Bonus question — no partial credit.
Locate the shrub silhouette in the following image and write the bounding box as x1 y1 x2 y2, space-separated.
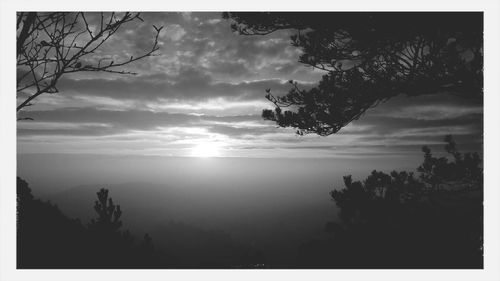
17 177 90 268
297 135 482 268
17 179 260 268
17 179 163 268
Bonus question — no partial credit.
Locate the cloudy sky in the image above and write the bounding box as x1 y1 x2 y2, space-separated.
17 12 483 160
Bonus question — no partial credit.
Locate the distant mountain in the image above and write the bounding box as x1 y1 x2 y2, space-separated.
48 182 185 230
46 181 337 266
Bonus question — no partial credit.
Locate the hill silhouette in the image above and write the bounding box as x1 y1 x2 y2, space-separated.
296 135 483 268
17 177 169 268
17 136 482 268
17 178 267 268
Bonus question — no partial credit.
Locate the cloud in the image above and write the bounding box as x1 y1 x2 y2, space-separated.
57 69 295 102
205 124 278 137
161 24 187 41
380 105 483 121
17 13 483 158
206 18 222 25
368 93 483 121
17 108 271 137
18 89 484 155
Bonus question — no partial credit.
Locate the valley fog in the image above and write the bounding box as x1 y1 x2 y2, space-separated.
18 153 419 265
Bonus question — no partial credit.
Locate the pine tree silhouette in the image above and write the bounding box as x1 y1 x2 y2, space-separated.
89 188 123 233
297 135 483 268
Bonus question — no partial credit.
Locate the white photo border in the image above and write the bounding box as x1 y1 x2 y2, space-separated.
1 1 499 280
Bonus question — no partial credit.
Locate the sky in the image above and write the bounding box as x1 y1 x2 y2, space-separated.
17 12 483 160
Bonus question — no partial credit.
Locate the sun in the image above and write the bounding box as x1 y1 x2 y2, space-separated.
190 142 222 158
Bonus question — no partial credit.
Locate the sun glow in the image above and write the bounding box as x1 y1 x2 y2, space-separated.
190 142 222 158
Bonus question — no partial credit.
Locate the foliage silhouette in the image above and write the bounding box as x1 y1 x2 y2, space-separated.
17 178 268 268
296 135 482 268
16 12 163 116
17 178 165 268
18 177 91 268
224 12 483 135
88 188 123 232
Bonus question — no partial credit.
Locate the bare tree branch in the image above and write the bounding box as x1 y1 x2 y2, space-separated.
16 12 164 115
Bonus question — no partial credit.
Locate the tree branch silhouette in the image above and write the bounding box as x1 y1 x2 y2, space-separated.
224 12 483 135
17 12 163 116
